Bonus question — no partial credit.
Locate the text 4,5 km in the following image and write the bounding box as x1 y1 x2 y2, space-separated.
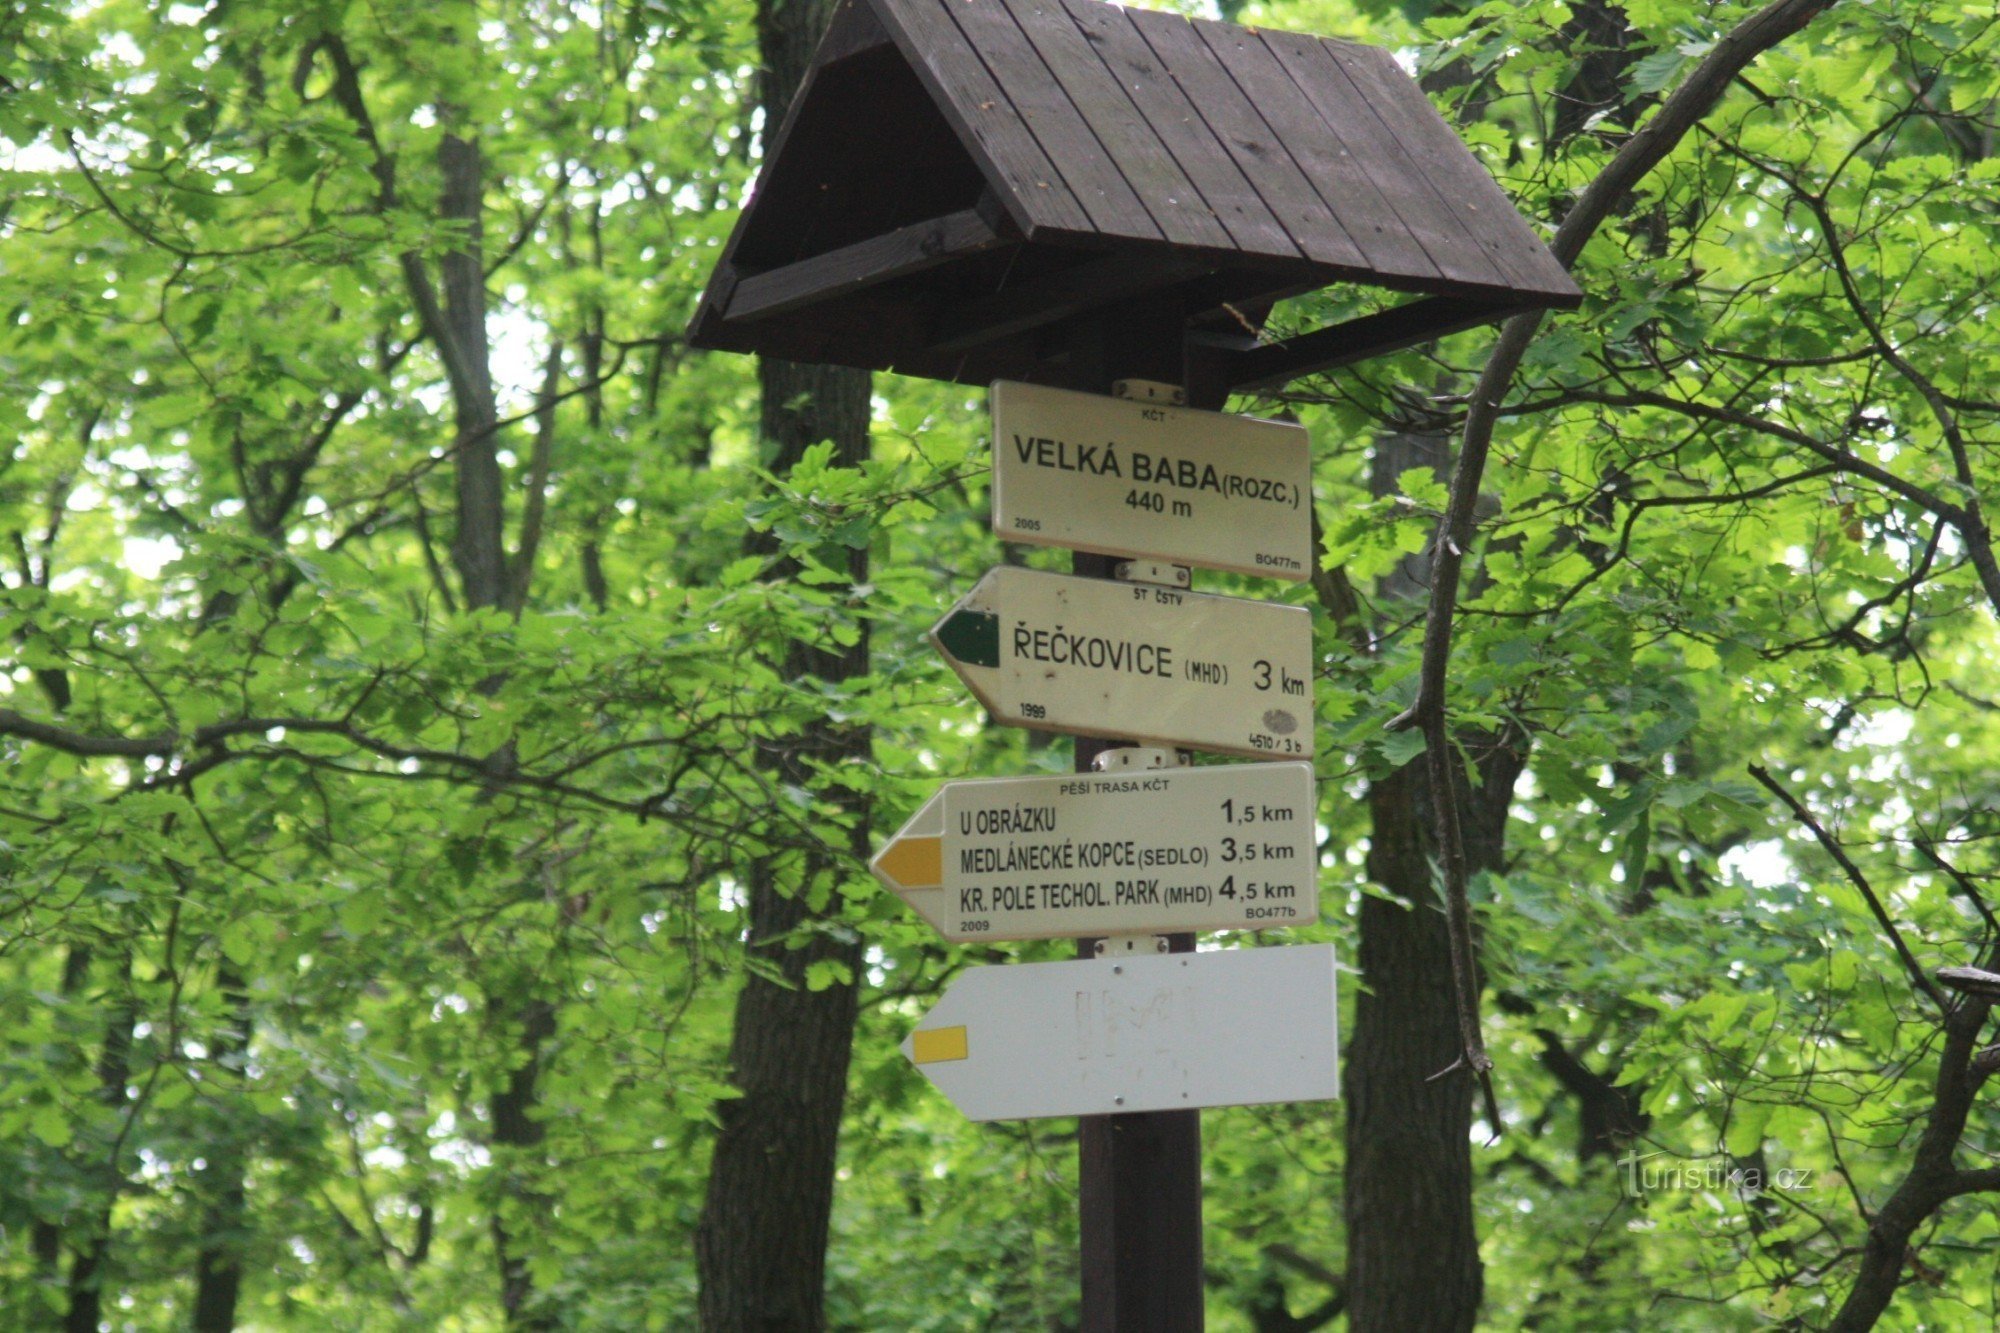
1215 876 1299 901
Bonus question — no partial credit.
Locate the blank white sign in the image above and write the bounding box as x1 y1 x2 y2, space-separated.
904 944 1339 1121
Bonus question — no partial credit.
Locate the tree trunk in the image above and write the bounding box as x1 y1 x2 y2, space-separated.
1342 433 1522 1332
427 56 561 1327
29 946 91 1301
65 955 136 1333
489 997 559 1331
1344 758 1483 1332
190 965 250 1332
1826 1002 1996 1331
695 353 871 1332
438 124 506 612
695 2 870 1323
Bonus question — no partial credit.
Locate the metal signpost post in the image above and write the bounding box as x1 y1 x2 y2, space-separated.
1068 581 1206 1331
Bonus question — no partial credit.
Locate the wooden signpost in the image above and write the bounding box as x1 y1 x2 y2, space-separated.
905 944 1340 1121
990 380 1312 579
930 566 1313 757
871 762 1318 942
688 0 1584 1321
915 403 1326 1330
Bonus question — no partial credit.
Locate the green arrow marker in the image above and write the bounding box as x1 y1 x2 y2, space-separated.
933 608 999 668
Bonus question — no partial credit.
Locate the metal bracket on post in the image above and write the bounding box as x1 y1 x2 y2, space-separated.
1090 745 1192 773
1094 934 1170 958
1112 559 1191 589
1091 746 1185 963
1096 736 1184 956
1111 378 1189 407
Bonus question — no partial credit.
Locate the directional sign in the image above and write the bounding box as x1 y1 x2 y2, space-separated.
904 944 1339 1121
873 763 1317 941
991 381 1312 580
930 566 1313 759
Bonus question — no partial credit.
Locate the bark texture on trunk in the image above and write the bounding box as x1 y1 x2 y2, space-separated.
696 7 870 1324
489 997 559 1331
437 122 506 611
694 817 868 1330
696 356 871 1332
65 956 136 1333
1342 433 1522 1333
1344 761 1483 1333
190 966 250 1333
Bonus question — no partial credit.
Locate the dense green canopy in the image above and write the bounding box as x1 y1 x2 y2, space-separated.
2 0 1997 1327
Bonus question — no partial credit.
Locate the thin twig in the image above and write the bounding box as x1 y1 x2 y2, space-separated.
1748 763 1947 1010
1383 0 1841 1108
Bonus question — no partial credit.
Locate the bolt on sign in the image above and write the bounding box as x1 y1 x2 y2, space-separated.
872 762 1318 942
930 566 1313 759
989 380 1312 580
904 944 1340 1121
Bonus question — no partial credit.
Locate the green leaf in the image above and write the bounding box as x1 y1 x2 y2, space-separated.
719 556 766 587
1628 48 1687 95
1725 1102 1772 1158
804 959 852 992
28 1101 71 1148
1379 728 1427 767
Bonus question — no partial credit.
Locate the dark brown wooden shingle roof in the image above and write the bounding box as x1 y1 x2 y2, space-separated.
689 0 1581 393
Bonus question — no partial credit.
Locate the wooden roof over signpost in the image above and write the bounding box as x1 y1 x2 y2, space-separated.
688 0 1582 396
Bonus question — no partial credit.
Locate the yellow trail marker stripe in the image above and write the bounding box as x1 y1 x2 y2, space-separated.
911 1025 969 1064
875 836 942 891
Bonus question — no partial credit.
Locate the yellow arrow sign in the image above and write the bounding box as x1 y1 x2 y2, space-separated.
873 834 941 891
870 765 1318 943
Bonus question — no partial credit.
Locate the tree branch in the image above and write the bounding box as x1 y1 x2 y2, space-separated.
505 338 562 614
319 34 482 423
1748 762 1947 1010
1827 990 1995 1330
1384 0 1840 1104
1545 389 1969 525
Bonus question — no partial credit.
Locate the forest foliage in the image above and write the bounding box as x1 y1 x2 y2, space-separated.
3 0 1999 1327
